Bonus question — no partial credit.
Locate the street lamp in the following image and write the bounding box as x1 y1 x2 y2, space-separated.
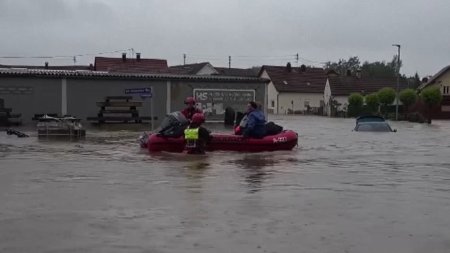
392 44 401 121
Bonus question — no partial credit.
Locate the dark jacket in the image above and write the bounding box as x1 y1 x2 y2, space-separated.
243 109 266 138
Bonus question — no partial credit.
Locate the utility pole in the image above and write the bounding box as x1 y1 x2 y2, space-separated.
183 54 186 65
228 56 231 69
392 44 401 121
296 53 299 66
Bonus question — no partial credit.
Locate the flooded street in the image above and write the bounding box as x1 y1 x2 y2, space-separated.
1 116 450 253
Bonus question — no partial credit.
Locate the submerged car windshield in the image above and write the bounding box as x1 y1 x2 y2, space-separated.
355 122 393 132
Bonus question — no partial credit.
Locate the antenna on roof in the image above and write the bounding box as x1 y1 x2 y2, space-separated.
183 53 186 65
228 56 231 69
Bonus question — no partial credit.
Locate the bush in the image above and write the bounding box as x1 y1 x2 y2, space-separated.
347 93 364 117
420 87 443 106
365 93 379 114
377 87 396 116
399 89 417 112
420 87 443 124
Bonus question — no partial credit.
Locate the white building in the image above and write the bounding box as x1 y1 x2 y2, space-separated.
260 64 328 114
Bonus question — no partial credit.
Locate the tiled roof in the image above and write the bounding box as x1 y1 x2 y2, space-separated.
215 67 260 77
0 64 91 70
262 65 328 93
94 57 169 73
418 65 450 90
0 68 269 83
170 62 260 77
169 62 212 75
328 76 409 96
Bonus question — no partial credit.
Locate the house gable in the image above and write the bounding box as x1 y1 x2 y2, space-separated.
261 65 327 94
196 63 219 75
419 66 450 96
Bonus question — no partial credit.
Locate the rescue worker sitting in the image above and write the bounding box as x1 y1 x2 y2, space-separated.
242 101 266 138
181 97 203 121
184 113 211 154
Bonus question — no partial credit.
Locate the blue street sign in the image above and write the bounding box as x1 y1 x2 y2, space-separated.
125 87 152 97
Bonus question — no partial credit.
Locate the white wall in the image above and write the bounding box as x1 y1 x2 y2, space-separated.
197 64 218 75
262 70 279 113
334 96 348 111
263 69 325 114
278 93 324 114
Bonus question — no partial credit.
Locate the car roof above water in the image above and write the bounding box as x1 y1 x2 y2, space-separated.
356 115 386 123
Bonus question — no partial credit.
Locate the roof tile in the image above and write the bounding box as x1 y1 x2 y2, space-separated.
94 57 169 73
263 65 328 93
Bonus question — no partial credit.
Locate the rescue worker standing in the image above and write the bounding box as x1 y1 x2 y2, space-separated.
181 97 203 121
184 113 211 154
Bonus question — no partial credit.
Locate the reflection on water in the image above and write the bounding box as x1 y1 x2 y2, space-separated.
1 116 450 253
230 154 278 193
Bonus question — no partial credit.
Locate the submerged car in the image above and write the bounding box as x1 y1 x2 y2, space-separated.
354 115 396 132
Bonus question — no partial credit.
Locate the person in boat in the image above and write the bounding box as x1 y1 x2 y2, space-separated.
181 97 203 121
234 113 248 135
184 113 211 154
242 101 267 138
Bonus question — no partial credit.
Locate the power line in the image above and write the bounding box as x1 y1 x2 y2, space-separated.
187 53 297 59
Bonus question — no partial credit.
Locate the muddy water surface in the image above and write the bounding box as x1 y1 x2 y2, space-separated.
1 116 450 253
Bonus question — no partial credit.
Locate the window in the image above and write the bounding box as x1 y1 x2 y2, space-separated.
271 100 275 107
443 86 450 95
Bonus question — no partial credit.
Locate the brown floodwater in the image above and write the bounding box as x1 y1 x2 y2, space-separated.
1 115 450 253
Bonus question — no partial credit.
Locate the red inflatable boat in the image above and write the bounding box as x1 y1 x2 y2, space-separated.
144 130 298 153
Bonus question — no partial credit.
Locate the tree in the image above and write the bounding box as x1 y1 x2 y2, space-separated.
399 89 417 113
326 56 417 86
325 56 361 76
411 72 421 89
365 93 379 114
360 60 397 78
377 87 396 116
347 93 364 117
420 87 443 124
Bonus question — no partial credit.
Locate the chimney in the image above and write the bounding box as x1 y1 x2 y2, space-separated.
136 53 141 62
44 62 49 69
346 69 351 76
122 53 126 62
300 64 306 72
286 62 292 72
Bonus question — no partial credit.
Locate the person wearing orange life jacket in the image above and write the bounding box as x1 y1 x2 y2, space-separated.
181 97 203 121
184 113 211 154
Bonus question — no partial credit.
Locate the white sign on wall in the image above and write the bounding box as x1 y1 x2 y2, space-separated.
193 88 255 121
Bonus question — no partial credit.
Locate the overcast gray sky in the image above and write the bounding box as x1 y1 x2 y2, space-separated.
1 0 449 76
